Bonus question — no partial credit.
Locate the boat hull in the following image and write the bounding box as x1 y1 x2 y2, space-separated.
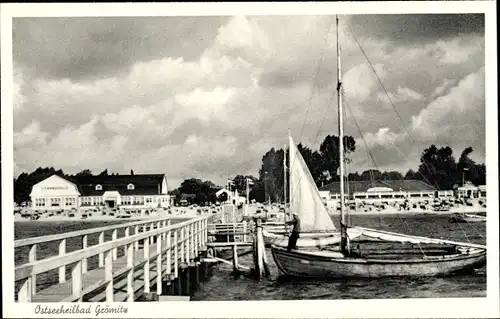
271 246 486 278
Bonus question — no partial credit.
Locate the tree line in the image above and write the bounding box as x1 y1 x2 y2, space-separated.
13 134 486 205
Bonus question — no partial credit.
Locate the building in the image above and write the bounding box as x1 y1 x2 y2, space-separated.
30 174 173 212
215 188 247 206
318 180 447 207
456 182 487 199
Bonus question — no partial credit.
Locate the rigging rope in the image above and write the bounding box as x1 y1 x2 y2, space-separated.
344 20 442 191
298 17 336 144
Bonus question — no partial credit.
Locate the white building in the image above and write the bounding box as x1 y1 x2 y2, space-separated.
30 174 173 212
456 182 487 199
216 188 247 206
318 180 445 207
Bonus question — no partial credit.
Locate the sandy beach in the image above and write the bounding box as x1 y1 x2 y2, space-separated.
14 206 210 223
14 199 486 223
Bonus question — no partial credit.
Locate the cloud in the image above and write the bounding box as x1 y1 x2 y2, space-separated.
411 66 485 142
13 17 229 81
12 15 486 187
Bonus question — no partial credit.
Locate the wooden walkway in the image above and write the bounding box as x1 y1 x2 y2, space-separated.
15 216 209 302
14 204 286 303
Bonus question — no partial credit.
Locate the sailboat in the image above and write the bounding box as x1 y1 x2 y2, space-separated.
270 16 486 278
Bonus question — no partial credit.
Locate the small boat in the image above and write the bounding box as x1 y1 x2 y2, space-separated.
270 16 486 279
450 213 486 223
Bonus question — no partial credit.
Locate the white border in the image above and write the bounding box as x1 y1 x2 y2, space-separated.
1 2 498 318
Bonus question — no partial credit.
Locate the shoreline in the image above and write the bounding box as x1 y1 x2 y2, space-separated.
327 207 486 216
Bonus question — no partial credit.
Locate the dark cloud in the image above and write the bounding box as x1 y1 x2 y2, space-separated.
13 16 228 81
347 14 484 44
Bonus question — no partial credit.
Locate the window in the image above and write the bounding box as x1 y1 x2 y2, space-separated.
81 197 92 206
50 198 61 206
94 197 103 205
127 183 135 190
134 196 144 205
35 198 46 207
122 196 131 205
95 184 102 191
145 197 152 204
65 198 76 206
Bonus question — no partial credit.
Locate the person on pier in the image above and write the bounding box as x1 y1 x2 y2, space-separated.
287 212 301 251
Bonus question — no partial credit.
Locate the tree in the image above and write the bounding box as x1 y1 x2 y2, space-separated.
318 134 356 183
130 169 134 175
76 169 93 176
258 148 284 203
417 145 457 190
98 169 109 176
404 169 419 180
168 189 181 204
457 147 486 186
176 178 218 205
381 171 403 180
13 167 66 204
360 169 382 181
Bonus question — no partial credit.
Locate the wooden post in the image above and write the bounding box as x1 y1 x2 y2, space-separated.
142 224 148 248
112 229 118 260
17 278 31 302
232 244 239 274
187 224 192 262
124 227 130 257
104 249 114 302
162 220 167 241
180 227 186 263
144 235 150 293
253 217 269 279
29 244 37 295
134 225 140 250
82 235 88 274
174 230 179 278
156 233 162 295
190 223 195 259
243 221 247 242
99 232 104 267
126 243 134 302
149 223 154 245
194 221 199 257
204 219 208 246
71 261 83 301
166 227 172 278
59 239 66 283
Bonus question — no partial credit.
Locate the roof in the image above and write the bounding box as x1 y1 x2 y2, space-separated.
319 180 436 193
65 174 165 196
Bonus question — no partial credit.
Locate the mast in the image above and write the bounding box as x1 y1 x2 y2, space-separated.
336 15 348 255
283 143 287 213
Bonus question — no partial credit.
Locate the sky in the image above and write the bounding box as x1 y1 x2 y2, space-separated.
12 14 486 188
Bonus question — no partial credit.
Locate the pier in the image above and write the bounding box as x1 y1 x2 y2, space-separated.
15 204 284 302
15 216 210 302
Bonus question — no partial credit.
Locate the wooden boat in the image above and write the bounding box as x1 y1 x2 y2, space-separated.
270 16 486 278
450 213 486 223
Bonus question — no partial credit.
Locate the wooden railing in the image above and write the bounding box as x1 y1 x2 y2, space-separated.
207 220 289 243
15 215 209 302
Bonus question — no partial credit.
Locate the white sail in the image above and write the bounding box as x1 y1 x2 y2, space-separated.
289 135 336 233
